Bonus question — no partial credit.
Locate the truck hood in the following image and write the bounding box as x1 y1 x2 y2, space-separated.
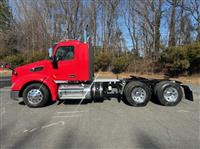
15 60 51 71
11 59 53 84
13 59 52 80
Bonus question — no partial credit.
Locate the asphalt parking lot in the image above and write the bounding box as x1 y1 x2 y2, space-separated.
0 79 199 149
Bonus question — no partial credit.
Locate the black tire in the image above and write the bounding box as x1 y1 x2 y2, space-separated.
154 81 183 106
23 83 50 108
124 81 151 107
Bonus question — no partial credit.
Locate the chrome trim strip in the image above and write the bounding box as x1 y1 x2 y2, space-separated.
94 78 120 82
54 80 69 84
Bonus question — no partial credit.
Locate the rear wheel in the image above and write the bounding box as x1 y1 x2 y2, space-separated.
124 81 151 107
154 81 183 106
23 83 50 108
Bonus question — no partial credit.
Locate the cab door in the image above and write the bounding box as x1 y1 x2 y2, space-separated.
53 46 78 81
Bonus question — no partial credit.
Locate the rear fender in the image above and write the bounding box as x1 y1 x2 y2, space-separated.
181 85 193 101
173 81 193 101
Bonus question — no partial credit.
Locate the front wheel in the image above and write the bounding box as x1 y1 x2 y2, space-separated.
23 83 50 108
124 81 151 107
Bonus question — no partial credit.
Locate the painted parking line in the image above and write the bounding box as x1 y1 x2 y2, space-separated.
23 121 65 133
53 114 82 118
29 128 37 132
23 128 37 133
177 110 190 113
23 129 29 133
41 121 65 129
57 111 85 114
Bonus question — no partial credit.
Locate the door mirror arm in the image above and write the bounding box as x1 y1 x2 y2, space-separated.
52 55 58 69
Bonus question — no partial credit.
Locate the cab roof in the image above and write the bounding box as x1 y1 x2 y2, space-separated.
57 39 86 45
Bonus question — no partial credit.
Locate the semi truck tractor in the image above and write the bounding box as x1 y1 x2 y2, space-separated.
7 39 193 108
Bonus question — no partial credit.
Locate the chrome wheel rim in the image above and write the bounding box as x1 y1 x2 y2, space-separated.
163 87 178 102
27 89 43 105
131 87 146 103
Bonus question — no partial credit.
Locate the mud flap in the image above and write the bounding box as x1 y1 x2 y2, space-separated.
181 85 193 101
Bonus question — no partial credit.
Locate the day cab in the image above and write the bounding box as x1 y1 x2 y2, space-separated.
9 40 193 108
11 40 94 107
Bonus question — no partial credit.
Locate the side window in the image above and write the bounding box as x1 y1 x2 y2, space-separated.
55 46 74 61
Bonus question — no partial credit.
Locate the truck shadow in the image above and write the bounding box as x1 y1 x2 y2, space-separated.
18 100 57 106
60 96 162 106
18 98 108 107
120 96 162 106
61 98 102 105
17 96 162 107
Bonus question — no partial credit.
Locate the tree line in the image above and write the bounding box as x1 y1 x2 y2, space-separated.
0 0 199 75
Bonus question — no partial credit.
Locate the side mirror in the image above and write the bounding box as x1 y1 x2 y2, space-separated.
52 55 58 69
48 47 53 59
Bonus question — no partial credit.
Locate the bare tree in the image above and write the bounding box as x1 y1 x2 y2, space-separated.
59 0 84 39
123 0 139 54
187 0 200 41
152 0 164 59
168 0 179 46
99 0 120 47
88 0 97 46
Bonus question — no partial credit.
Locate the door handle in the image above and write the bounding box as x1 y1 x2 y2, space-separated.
68 74 76 78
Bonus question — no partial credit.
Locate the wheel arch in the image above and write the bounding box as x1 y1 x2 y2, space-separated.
19 81 49 97
18 79 58 101
123 79 154 93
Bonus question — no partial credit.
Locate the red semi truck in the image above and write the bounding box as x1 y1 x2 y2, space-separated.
7 39 193 108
